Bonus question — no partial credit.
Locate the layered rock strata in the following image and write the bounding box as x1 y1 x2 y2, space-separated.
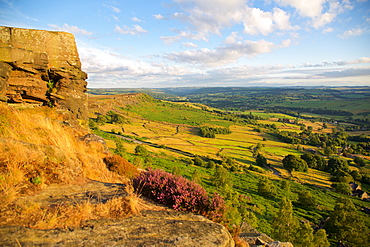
0 26 88 120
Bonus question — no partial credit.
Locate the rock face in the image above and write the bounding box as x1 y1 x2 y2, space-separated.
0 26 88 120
0 210 234 247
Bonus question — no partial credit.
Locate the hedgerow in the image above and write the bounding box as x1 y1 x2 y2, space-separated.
133 168 225 221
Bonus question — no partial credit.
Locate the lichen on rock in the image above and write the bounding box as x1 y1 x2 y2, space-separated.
0 26 88 120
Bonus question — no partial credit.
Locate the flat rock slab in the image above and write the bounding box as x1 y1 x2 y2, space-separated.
0 210 234 247
16 180 127 206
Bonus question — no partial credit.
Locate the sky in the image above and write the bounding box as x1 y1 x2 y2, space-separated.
0 0 369 88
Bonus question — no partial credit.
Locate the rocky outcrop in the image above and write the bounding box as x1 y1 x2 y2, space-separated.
0 26 88 120
0 210 234 247
240 223 293 247
1 180 234 246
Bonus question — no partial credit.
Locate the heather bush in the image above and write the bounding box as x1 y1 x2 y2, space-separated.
103 155 139 179
133 169 225 221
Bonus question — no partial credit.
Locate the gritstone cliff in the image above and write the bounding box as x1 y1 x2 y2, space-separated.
0 26 88 120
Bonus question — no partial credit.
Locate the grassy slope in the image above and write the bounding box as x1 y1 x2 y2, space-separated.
89 93 370 237
0 104 137 229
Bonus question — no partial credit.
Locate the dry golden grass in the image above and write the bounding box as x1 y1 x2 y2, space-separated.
1 186 139 229
0 104 141 229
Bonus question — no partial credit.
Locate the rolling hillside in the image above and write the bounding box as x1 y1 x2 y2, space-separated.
88 92 370 246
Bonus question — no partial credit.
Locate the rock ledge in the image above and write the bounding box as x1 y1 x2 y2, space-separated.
0 210 234 247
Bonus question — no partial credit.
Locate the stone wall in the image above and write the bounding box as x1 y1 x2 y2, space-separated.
0 26 88 120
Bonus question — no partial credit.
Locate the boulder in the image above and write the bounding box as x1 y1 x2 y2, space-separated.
0 26 88 120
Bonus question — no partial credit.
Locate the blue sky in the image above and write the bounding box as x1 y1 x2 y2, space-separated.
1 0 369 88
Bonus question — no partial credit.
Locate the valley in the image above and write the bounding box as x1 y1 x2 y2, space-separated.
88 88 370 246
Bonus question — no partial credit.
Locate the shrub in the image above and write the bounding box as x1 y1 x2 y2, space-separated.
31 176 43 185
103 155 139 179
135 144 148 156
114 138 126 157
258 177 277 198
133 169 225 220
297 190 317 208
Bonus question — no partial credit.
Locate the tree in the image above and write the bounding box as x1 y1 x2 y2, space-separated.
253 143 263 156
114 138 126 157
108 111 127 124
327 157 349 175
192 170 201 183
301 153 317 168
208 160 216 169
271 197 298 242
297 190 316 208
135 144 148 156
350 170 362 181
213 165 232 191
323 146 334 156
281 180 291 194
257 177 276 198
282 154 308 172
294 222 314 247
193 156 205 167
325 197 369 246
256 153 268 167
314 155 327 171
88 118 97 129
96 114 109 124
331 182 351 195
354 156 366 167
301 153 326 170
313 229 330 247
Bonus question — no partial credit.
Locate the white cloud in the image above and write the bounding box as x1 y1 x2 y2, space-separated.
165 39 291 67
317 67 370 78
274 0 324 18
299 57 370 67
242 8 274 35
131 17 143 22
115 25 148 35
182 42 198 48
273 0 350 28
103 4 121 13
48 24 92 35
224 32 241 44
339 28 365 38
242 7 298 35
337 57 370 65
154 14 165 20
169 0 244 39
322 27 333 33
112 15 119 21
78 44 192 87
161 1 297 44
78 43 370 87
161 30 208 45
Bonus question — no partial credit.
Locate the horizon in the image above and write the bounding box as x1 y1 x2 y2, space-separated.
1 0 369 88
87 85 370 89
